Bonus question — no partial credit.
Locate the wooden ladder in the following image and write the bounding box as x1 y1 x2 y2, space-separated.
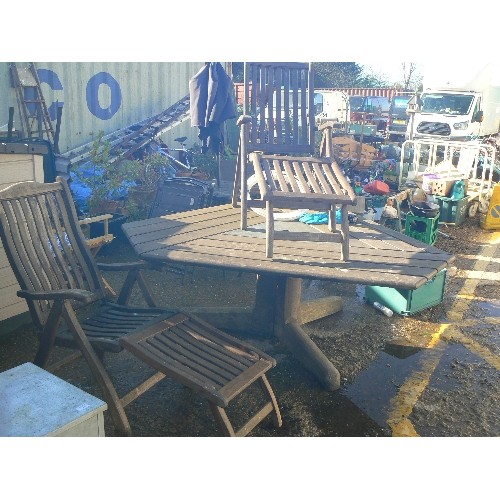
10 62 55 143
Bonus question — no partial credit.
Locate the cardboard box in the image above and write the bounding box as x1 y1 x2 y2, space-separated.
430 178 457 197
430 177 468 197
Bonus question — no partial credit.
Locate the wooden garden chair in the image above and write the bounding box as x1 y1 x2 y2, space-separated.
248 152 356 259
232 62 356 259
232 62 317 212
0 177 282 437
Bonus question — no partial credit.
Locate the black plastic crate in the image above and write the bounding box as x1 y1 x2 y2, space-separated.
149 177 214 217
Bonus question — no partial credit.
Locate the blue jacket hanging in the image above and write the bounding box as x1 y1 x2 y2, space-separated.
189 62 237 153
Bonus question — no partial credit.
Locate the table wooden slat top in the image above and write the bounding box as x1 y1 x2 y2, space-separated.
122 204 455 290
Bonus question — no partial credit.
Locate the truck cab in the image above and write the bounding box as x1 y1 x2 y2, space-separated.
408 90 484 141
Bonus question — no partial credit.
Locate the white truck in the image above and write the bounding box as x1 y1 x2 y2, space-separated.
408 62 500 141
314 90 349 131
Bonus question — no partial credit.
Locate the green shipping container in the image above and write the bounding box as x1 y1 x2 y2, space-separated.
365 269 447 316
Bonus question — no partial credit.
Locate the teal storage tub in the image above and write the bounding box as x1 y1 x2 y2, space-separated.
435 195 469 225
365 269 447 316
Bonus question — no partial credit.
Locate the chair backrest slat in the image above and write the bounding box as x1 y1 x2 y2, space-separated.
243 62 315 155
32 192 80 290
0 178 105 328
20 196 65 292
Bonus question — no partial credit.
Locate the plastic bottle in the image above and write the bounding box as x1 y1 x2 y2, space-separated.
373 301 394 317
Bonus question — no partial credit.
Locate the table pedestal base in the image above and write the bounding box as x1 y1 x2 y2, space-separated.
186 274 342 391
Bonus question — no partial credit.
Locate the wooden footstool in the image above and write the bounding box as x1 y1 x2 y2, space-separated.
119 312 282 436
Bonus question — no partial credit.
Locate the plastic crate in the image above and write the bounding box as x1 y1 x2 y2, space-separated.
435 195 469 225
404 213 439 245
365 269 447 316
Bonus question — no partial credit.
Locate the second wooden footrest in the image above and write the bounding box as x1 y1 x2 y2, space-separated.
119 312 282 436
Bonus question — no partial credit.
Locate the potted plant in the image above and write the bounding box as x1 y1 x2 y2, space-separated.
70 131 136 242
71 131 137 217
121 152 165 221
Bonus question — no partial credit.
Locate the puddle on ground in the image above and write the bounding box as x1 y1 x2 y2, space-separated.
343 342 426 429
343 338 499 435
411 343 500 436
476 300 500 317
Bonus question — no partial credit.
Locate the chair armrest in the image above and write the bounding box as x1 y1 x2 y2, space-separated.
78 214 113 225
317 121 335 131
17 289 96 304
237 115 252 126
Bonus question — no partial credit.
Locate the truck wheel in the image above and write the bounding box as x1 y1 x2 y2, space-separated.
468 201 479 218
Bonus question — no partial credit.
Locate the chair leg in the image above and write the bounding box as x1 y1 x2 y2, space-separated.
258 374 282 429
232 142 241 208
62 304 132 436
340 205 350 261
209 403 236 437
328 203 336 232
34 301 64 368
266 200 274 258
208 375 282 437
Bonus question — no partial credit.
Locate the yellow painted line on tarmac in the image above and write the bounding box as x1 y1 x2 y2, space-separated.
387 230 499 437
460 270 500 281
387 324 450 437
458 254 500 265
441 328 500 371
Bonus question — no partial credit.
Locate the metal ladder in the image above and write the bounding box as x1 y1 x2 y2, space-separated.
9 62 55 142
62 94 191 166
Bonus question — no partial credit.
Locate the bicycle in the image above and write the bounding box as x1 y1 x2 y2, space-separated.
141 136 201 178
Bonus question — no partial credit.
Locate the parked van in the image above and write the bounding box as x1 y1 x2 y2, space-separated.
314 90 349 131
409 62 500 141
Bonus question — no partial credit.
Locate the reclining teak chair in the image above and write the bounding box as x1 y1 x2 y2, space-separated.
0 177 282 437
232 62 356 259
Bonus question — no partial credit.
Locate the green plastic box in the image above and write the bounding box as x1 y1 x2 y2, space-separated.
404 213 439 245
435 195 469 225
365 269 447 316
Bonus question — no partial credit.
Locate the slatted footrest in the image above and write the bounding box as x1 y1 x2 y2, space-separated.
119 312 282 435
